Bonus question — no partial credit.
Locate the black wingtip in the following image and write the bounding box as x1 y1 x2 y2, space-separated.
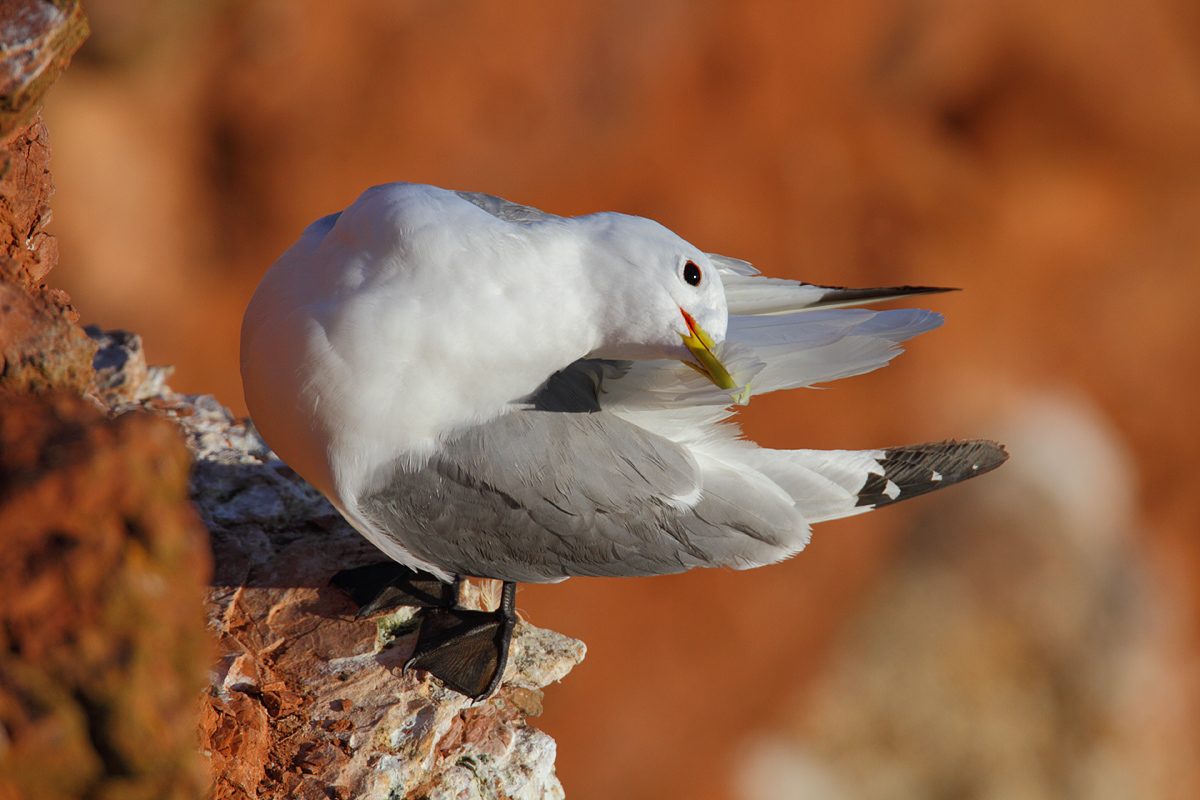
856 439 1008 509
805 285 960 310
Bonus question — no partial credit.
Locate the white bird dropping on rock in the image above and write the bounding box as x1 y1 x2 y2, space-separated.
240 182 1007 699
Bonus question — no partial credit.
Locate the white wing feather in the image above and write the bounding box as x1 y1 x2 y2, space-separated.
598 269 951 545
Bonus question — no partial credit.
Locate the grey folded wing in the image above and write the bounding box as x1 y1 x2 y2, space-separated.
454 190 563 225
357 361 801 583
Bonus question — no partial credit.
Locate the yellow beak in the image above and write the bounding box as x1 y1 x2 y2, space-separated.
679 309 751 404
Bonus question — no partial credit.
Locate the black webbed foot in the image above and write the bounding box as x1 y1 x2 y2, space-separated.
330 561 453 618
332 564 517 700
405 581 517 700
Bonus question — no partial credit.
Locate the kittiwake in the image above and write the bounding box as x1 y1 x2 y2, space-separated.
240 182 1007 699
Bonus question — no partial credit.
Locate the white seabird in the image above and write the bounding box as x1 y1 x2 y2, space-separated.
240 182 1007 698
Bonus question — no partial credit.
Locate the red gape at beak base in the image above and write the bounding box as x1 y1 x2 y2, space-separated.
678 309 751 404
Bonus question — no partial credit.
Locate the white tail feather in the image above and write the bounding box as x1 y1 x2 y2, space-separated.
737 447 885 524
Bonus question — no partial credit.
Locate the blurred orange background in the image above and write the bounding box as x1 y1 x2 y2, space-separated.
42 2 1200 798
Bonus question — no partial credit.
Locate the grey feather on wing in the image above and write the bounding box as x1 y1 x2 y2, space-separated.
454 191 562 225
356 361 803 582
359 409 697 582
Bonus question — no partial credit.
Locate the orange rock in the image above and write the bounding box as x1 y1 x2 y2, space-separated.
0 392 213 800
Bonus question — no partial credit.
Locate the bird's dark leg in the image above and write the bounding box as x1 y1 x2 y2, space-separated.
330 561 455 617
405 580 518 700
331 563 517 700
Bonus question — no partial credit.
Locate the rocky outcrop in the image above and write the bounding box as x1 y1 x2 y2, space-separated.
0 8 216 799
0 0 95 396
164 384 585 799
0 391 212 800
0 0 88 140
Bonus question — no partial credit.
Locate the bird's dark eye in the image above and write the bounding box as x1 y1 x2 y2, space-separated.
684 261 702 286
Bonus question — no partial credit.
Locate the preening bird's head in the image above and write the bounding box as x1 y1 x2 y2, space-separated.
577 212 736 391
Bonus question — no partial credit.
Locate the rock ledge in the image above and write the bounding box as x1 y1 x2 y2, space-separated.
94 329 586 800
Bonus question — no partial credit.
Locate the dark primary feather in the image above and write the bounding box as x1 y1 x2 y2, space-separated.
804 285 957 309
855 439 1009 509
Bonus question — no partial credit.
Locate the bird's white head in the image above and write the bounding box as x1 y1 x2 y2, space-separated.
575 213 737 391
